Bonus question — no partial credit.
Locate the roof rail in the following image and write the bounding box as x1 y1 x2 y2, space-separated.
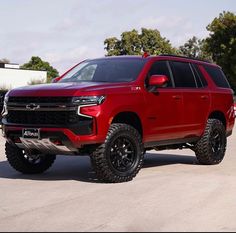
159 54 212 64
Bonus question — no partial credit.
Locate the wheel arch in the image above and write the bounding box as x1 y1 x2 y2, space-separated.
208 111 226 128
111 111 143 137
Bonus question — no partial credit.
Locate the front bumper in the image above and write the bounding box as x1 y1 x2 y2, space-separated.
3 125 106 155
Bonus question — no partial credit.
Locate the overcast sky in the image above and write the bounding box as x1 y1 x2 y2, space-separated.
1 0 236 74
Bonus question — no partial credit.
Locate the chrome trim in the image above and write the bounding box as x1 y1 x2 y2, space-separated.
77 104 97 118
1 95 9 117
7 102 73 107
26 103 40 111
6 100 97 118
7 106 77 111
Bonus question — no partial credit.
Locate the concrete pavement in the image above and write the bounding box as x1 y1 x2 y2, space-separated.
0 129 236 232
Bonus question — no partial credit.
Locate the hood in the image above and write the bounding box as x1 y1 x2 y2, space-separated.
8 82 133 97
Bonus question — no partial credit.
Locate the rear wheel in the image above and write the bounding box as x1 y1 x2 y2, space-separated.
5 142 56 174
91 124 144 183
195 119 227 165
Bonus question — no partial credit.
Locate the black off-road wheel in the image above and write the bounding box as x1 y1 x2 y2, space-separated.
90 124 144 183
5 142 56 174
195 119 227 165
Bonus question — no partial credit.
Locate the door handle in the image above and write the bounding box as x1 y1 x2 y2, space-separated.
172 95 182 100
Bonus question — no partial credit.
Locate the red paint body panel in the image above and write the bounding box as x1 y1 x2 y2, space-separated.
3 56 235 150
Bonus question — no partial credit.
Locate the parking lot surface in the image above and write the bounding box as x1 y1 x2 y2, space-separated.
0 129 236 232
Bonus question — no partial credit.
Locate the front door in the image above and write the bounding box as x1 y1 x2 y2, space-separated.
144 60 184 143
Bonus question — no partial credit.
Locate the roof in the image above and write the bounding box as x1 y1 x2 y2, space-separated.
88 54 217 67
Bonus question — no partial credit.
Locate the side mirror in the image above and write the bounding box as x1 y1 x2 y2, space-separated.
51 77 61 83
149 75 169 88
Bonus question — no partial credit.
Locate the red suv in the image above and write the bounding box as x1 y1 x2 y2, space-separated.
2 55 235 183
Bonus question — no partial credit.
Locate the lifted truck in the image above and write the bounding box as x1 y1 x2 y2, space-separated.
2 55 235 183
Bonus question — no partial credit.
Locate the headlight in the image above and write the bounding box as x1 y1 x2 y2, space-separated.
73 96 106 118
72 96 106 105
2 96 9 117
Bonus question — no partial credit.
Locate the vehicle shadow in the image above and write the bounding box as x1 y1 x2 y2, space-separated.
143 153 198 168
0 152 198 183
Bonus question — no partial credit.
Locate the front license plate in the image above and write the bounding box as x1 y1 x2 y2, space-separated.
22 129 40 139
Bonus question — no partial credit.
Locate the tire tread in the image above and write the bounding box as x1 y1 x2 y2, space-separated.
5 142 56 174
91 123 144 183
195 119 226 165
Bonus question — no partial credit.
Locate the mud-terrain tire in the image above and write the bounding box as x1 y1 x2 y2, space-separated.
91 124 144 183
195 119 227 165
6 142 56 174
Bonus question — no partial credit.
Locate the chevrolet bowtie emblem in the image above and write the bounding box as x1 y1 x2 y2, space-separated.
26 103 40 111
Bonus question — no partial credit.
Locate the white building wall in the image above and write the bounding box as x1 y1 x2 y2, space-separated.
0 68 47 89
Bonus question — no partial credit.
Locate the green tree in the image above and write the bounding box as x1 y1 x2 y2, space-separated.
178 36 212 60
120 29 142 55
104 28 176 56
104 37 121 56
205 11 236 91
21 56 59 83
140 28 176 54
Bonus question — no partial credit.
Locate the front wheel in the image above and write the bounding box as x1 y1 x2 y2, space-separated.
5 142 56 174
195 119 227 165
90 124 144 183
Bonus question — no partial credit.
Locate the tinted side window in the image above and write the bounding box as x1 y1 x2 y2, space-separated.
148 61 172 87
192 64 208 87
204 65 230 88
171 62 197 88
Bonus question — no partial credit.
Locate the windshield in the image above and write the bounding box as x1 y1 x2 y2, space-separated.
59 58 146 83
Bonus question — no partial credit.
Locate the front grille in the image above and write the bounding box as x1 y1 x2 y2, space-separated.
5 96 94 135
8 96 72 104
7 110 81 125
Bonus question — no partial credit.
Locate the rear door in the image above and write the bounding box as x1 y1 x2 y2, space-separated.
169 61 210 137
